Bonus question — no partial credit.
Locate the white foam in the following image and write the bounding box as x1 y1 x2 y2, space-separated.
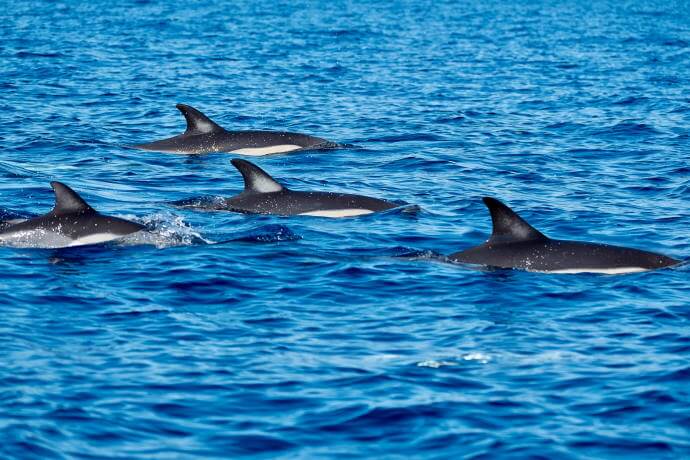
534 267 649 275
298 209 375 218
230 144 302 156
461 352 492 363
417 360 457 368
126 212 211 248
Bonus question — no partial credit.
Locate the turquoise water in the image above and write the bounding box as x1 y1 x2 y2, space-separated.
1 0 689 458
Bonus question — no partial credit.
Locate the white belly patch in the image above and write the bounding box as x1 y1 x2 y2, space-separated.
298 209 375 218
69 233 123 247
535 267 649 275
0 230 123 248
230 144 302 156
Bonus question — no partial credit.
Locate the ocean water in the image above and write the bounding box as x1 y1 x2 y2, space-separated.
1 0 689 458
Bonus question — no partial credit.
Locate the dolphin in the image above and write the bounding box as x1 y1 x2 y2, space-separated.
175 159 398 217
449 197 680 274
0 182 145 247
132 104 337 155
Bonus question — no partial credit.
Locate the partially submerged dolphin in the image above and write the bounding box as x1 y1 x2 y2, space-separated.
449 197 680 274
133 104 337 155
175 159 398 217
0 182 145 247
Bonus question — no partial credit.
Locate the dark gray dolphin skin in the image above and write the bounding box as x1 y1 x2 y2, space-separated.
449 197 680 274
0 182 145 246
0 218 27 231
177 159 397 217
133 104 336 155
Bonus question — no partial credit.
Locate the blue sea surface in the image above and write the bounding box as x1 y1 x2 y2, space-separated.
1 0 689 458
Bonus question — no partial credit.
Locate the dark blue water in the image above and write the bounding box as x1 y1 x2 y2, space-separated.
2 0 689 458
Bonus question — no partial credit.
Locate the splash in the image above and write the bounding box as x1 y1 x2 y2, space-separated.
121 212 211 248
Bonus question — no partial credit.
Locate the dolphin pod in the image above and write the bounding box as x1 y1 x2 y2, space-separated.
449 198 680 274
133 104 338 155
0 182 144 247
175 159 397 217
1 102 681 273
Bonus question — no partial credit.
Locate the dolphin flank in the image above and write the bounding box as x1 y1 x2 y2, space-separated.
449 197 680 274
174 158 398 218
0 182 145 247
132 104 338 155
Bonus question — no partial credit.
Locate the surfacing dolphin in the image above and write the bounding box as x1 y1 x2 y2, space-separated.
175 159 398 218
133 104 338 155
0 182 145 247
449 197 680 274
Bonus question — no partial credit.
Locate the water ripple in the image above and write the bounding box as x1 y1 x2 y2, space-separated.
0 0 689 458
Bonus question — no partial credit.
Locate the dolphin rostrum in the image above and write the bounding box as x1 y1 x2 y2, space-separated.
0 182 145 247
133 104 337 155
449 197 680 274
175 159 398 217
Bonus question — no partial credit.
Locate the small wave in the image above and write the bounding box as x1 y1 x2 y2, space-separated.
613 96 649 106
14 51 64 58
545 121 587 132
206 434 296 455
661 39 688 47
100 309 170 320
393 249 445 260
417 353 491 368
385 156 450 170
631 10 668 17
170 196 226 210
319 404 446 435
224 224 301 243
370 204 421 219
599 122 662 137
309 141 348 150
0 161 42 179
362 133 444 143
436 115 466 124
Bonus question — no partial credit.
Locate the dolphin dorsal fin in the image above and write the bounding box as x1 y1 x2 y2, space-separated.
50 182 95 215
483 197 547 244
231 159 285 194
176 104 224 135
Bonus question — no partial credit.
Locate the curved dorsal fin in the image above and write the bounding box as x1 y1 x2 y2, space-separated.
176 104 224 135
50 182 95 215
231 159 285 194
483 197 547 244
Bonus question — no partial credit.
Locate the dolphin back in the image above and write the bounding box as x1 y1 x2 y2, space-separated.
449 197 680 273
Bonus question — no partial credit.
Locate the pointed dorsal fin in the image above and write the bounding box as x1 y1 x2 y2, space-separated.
176 104 224 135
483 197 547 244
50 182 95 215
231 159 285 194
